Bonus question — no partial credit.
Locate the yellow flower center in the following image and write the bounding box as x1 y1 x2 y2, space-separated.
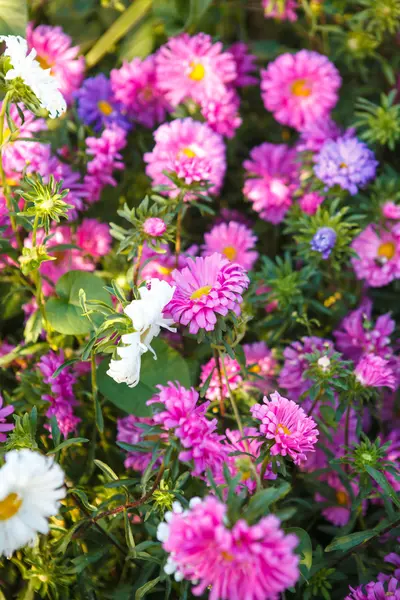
141 86 153 101
98 100 114 116
158 266 173 276
378 242 396 261
180 147 197 159
37 55 54 72
0 493 22 521
336 490 348 506
276 423 291 435
240 470 252 482
221 550 234 562
249 364 261 373
189 62 206 81
291 79 311 97
190 285 212 300
222 245 237 261
339 162 348 169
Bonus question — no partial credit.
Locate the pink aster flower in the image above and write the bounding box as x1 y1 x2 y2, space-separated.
279 336 334 401
243 341 277 393
117 415 159 472
228 42 258 87
351 224 400 287
110 55 169 128
0 394 14 442
355 354 396 390
297 118 343 153
155 33 236 107
383 201 400 220
202 221 258 270
143 217 167 237
345 577 400 599
299 192 324 215
166 253 249 335
27 22 85 104
261 51 341 130
179 426 229 478
315 473 361 526
251 391 319 464
199 87 242 138
144 118 226 198
158 495 299 599
243 142 299 224
334 299 395 362
76 219 112 258
263 0 298 21
200 355 243 401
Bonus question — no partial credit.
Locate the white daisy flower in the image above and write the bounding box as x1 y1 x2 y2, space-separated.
0 35 66 119
107 279 176 388
0 449 65 557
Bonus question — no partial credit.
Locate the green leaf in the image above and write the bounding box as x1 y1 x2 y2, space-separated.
94 459 119 481
97 338 191 417
0 0 28 36
186 0 213 27
85 0 152 68
246 482 291 521
23 310 43 344
47 437 89 454
45 271 111 335
135 577 160 600
95 396 104 434
286 527 313 576
52 358 80 379
119 16 155 60
366 465 400 509
325 529 376 553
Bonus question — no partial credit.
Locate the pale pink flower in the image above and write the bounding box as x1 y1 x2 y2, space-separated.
143 217 167 237
76 219 112 257
202 221 258 270
351 224 400 287
355 354 396 390
243 341 277 393
199 88 242 138
299 192 324 215
200 355 243 401
261 51 341 130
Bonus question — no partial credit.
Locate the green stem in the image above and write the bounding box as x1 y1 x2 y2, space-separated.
133 243 143 287
31 213 40 248
218 350 245 440
260 451 271 482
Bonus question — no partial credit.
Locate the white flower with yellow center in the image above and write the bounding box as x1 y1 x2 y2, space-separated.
0 449 65 557
0 35 66 119
107 279 176 388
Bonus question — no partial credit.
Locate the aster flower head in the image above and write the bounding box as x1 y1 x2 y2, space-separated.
310 226 337 259
297 117 342 153
244 341 277 393
299 192 324 215
355 353 396 390
0 35 66 118
261 50 341 130
117 415 158 471
155 33 236 107
144 118 226 199
251 391 319 464
158 495 300 600
202 221 258 270
315 473 360 526
75 74 130 133
165 253 249 335
345 577 400 599
383 201 400 220
0 395 14 442
315 136 378 195
228 42 258 87
243 142 299 224
199 87 242 138
351 224 400 287
26 22 85 104
200 355 243 401
141 217 166 238
76 219 112 258
110 55 169 128
263 0 298 21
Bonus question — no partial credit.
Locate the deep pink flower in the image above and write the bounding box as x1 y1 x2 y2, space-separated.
144 118 226 198
158 495 299 600
110 55 169 128
261 51 341 130
383 201 400 220
76 219 112 257
200 355 243 402
199 87 242 138
166 253 249 335
0 394 14 442
27 22 85 104
355 354 396 390
243 143 299 224
155 33 236 106
251 391 319 464
263 0 298 21
351 224 400 287
179 427 229 478
143 217 167 237
345 577 400 599
315 473 361 526
385 553 400 578
299 192 324 215
139 244 193 284
243 341 277 393
228 42 258 87
117 415 158 472
202 221 258 270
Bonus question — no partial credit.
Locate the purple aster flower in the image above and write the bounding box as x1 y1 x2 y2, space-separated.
75 74 131 133
314 136 378 195
0 394 14 442
310 227 337 259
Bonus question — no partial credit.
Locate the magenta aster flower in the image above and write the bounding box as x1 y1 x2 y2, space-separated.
386 553 400 579
261 51 341 130
200 355 243 401
263 0 298 21
355 354 396 390
279 336 334 400
117 415 158 472
251 391 319 464
199 87 242 138
143 217 167 237
351 224 400 287
0 395 14 442
158 495 299 599
179 426 229 478
345 577 400 599
299 192 324 215
76 219 112 258
165 253 249 335
110 55 169 128
297 118 342 153
155 33 236 107
27 22 85 104
315 473 361 526
383 201 400 220
202 221 258 270
228 42 258 87
334 299 395 362
144 118 226 198
243 142 299 224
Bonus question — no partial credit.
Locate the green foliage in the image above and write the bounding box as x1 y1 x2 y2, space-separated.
355 91 400 150
18 174 72 234
0 0 27 36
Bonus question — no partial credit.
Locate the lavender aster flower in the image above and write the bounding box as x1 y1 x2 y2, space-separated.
314 136 378 195
75 74 131 133
0 394 14 442
310 227 337 259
